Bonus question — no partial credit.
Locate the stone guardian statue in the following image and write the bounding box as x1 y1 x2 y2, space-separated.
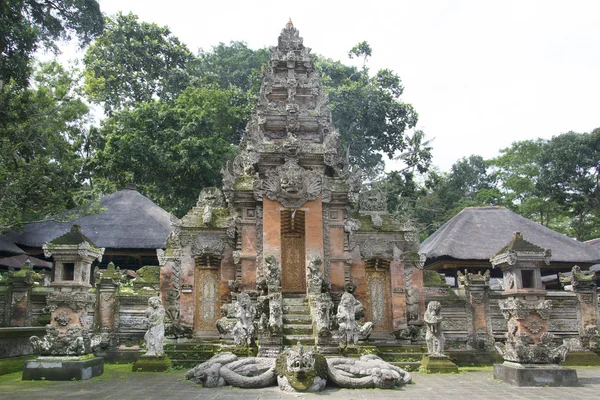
144 296 166 356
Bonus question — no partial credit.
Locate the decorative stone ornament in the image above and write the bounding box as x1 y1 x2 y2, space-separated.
264 158 322 208
186 346 411 391
491 232 577 386
424 301 445 355
25 225 105 380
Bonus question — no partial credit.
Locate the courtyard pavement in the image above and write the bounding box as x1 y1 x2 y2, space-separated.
1 365 600 400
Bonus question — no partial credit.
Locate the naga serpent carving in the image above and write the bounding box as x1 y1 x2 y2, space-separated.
186 344 412 392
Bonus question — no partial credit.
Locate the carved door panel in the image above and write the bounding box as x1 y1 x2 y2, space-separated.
365 268 392 332
194 267 219 331
281 210 306 293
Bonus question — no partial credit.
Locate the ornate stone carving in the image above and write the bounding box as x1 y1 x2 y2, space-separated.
30 324 98 356
232 292 256 346
336 291 373 347
144 297 165 357
310 293 333 337
358 189 387 212
264 158 322 208
499 298 552 320
186 353 276 388
186 349 411 391
265 255 281 292
276 343 328 392
165 288 180 322
306 256 327 295
424 301 445 355
191 236 226 257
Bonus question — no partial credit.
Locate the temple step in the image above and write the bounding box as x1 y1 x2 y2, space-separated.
283 324 313 335
281 297 308 306
283 335 316 345
283 314 312 324
282 304 310 314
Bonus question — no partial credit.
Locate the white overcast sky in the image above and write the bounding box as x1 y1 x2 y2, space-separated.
74 0 600 172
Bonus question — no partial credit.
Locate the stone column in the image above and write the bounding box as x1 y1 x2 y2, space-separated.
7 261 41 327
95 262 121 346
563 266 599 347
457 270 494 351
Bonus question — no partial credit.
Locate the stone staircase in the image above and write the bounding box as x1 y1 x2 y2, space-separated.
377 344 426 371
163 339 222 369
282 295 315 346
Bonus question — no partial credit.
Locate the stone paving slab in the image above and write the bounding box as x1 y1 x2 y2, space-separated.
1 365 599 400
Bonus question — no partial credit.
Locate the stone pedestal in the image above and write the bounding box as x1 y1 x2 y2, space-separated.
493 362 578 386
132 355 171 372
23 356 104 380
420 354 459 373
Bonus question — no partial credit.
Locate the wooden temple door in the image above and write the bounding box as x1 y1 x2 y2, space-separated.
194 254 221 332
365 259 392 332
280 210 306 293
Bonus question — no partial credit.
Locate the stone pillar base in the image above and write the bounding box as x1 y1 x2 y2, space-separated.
23 356 104 380
132 354 171 372
420 354 459 373
493 362 578 386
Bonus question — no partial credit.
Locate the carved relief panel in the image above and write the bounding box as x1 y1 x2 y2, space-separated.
365 266 392 332
194 256 220 331
281 210 306 293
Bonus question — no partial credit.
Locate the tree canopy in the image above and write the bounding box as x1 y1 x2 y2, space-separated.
0 0 104 88
2 9 598 244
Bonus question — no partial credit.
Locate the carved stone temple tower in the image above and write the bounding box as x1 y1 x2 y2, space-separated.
158 22 422 346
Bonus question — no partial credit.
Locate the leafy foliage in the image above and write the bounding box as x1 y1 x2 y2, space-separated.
0 61 92 231
317 53 419 173
0 0 104 88
83 12 193 114
91 86 244 217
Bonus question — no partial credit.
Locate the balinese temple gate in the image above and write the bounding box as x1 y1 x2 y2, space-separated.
157 22 424 353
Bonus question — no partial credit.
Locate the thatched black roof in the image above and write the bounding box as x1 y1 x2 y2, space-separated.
0 237 25 255
0 254 52 269
420 206 600 264
4 186 173 249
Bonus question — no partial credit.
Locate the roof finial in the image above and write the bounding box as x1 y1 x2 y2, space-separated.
286 18 293 28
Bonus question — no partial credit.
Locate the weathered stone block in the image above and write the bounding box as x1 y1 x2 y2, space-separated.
493 362 578 386
420 354 459 373
132 354 171 372
22 356 104 380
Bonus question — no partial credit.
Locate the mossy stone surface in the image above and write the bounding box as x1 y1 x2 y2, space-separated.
132 355 171 372
420 355 459 373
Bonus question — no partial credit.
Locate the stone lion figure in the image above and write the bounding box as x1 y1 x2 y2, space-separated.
276 343 328 392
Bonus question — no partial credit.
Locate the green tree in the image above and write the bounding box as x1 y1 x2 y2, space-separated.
191 41 269 95
0 0 104 88
538 129 600 240
91 86 246 217
490 139 563 227
317 47 419 174
83 12 193 115
0 61 92 231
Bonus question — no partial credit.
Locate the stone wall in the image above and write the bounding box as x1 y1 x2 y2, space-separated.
426 287 593 351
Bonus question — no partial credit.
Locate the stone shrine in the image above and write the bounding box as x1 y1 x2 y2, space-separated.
23 225 105 380
157 20 423 354
491 232 577 386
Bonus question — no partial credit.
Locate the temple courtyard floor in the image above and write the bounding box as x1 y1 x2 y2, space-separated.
1 364 600 399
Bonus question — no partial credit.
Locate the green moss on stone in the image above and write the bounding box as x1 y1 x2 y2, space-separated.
135 266 160 282
423 270 447 287
233 174 255 190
